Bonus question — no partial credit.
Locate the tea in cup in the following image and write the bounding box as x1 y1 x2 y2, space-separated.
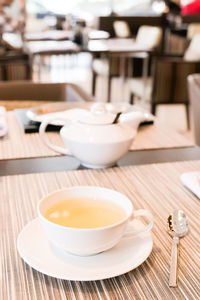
38 186 153 256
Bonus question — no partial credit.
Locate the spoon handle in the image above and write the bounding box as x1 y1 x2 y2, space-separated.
169 236 179 287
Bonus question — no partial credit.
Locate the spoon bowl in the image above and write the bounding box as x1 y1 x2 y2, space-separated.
167 210 189 287
167 210 189 237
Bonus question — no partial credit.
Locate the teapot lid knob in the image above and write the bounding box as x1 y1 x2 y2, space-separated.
79 103 115 125
90 103 106 115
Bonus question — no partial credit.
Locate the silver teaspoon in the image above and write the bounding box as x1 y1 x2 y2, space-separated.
167 210 189 287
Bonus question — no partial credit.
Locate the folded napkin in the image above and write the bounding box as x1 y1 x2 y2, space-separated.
0 106 7 137
180 171 200 199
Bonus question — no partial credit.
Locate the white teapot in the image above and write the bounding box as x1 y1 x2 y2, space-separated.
39 104 151 169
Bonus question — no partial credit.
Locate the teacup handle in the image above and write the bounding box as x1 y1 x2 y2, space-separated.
123 209 153 238
39 118 71 155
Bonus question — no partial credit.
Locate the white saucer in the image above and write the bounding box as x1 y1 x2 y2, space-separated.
17 218 153 281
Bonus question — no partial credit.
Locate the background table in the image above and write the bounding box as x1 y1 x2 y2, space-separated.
1 160 199 299
24 29 110 42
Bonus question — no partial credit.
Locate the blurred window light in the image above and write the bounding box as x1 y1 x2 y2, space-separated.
27 0 153 16
181 1 194 5
152 1 166 14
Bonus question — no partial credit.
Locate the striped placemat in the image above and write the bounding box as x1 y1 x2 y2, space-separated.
0 161 199 299
130 124 194 151
0 112 194 160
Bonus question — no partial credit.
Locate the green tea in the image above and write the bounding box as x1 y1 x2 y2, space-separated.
44 197 126 228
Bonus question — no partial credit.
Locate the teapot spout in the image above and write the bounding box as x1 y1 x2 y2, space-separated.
119 111 152 129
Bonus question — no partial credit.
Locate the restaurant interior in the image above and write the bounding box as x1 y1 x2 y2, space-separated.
0 0 200 299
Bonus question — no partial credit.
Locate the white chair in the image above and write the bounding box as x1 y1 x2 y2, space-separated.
113 21 131 38
128 33 200 103
92 25 163 102
135 25 162 49
188 73 200 146
127 34 200 128
187 23 200 40
184 34 200 61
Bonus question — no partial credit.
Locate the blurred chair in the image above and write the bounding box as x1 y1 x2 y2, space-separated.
188 74 200 146
98 15 166 39
184 34 200 61
92 25 163 102
127 34 200 128
2 33 24 52
187 23 200 40
0 53 31 81
113 21 131 38
0 33 31 81
0 81 93 110
135 26 162 49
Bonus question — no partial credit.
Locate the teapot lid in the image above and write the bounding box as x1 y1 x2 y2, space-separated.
79 103 116 125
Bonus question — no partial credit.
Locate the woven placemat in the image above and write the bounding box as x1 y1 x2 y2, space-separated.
0 161 199 299
130 123 194 150
0 112 194 160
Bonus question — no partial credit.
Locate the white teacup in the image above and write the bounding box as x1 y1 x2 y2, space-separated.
38 186 154 256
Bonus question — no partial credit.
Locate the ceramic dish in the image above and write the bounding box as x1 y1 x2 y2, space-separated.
26 102 154 126
17 218 153 281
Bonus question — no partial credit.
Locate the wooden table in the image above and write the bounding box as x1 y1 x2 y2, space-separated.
24 30 72 41
1 160 199 298
88 38 153 53
0 108 198 177
24 29 110 42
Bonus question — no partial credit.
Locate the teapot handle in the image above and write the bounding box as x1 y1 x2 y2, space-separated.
39 118 71 155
